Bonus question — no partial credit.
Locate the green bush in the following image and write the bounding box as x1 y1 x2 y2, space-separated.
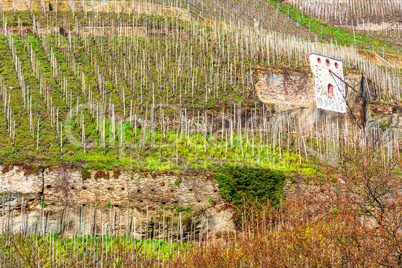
175 205 194 217
41 201 48 208
213 165 285 208
175 206 183 212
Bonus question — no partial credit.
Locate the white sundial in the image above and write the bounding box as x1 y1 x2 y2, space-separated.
309 53 346 113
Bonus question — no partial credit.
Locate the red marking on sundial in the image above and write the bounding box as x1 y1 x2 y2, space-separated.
328 84 334 98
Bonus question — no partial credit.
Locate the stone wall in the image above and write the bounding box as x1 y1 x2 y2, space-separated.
1 0 47 11
0 0 198 24
256 67 315 107
0 166 235 235
0 166 223 208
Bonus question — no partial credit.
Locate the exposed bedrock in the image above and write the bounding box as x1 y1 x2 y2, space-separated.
255 66 402 140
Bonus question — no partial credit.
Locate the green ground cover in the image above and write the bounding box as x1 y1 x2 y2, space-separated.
0 10 321 177
267 0 399 54
0 234 192 266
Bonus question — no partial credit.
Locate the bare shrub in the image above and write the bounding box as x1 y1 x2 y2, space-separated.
53 164 73 207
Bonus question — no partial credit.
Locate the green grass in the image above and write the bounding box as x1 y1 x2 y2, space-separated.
0 233 193 266
267 0 399 54
0 10 323 176
0 9 395 178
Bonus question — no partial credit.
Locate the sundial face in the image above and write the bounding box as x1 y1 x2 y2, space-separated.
310 53 346 113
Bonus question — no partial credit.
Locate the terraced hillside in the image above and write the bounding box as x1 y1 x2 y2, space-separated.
0 0 400 172
1 1 402 267
285 0 402 48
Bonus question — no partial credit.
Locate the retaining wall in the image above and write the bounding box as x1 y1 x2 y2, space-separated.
0 166 222 208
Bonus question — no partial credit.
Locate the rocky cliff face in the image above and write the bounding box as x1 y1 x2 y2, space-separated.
366 103 402 137
254 65 402 156
255 66 382 131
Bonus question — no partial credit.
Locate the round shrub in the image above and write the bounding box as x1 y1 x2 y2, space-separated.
213 165 285 208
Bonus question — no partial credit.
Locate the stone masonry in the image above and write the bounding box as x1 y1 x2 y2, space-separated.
0 166 223 208
256 67 315 107
0 166 236 236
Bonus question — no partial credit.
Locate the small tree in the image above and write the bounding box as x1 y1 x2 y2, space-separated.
339 141 402 265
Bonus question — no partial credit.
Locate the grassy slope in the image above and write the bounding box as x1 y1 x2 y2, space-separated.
0 10 323 178
267 0 400 54
0 6 392 178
